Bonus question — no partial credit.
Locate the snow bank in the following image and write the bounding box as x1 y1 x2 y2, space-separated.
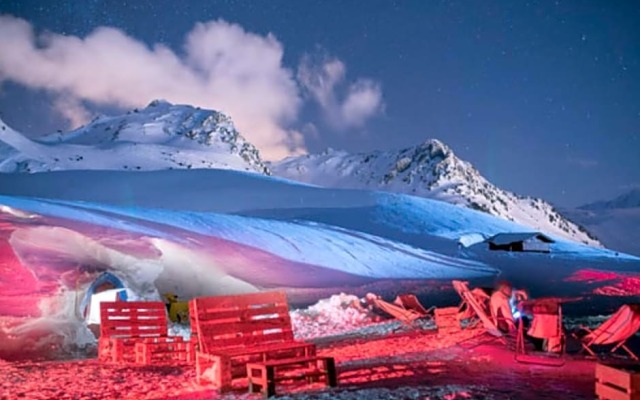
291 293 381 340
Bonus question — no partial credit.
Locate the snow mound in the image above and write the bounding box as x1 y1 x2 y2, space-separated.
291 294 381 340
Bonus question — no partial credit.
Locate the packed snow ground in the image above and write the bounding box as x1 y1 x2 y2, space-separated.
0 294 603 399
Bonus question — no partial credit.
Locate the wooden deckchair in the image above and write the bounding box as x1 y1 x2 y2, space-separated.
372 297 424 324
394 294 433 316
452 280 503 338
578 304 640 360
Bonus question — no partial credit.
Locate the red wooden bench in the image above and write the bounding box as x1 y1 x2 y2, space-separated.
189 291 316 391
247 356 337 397
98 301 192 364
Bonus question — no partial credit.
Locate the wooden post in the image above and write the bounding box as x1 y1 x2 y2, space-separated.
265 365 276 398
326 357 338 387
215 355 233 393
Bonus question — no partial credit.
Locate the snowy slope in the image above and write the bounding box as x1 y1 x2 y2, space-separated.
0 169 638 360
0 168 635 305
0 100 269 174
270 140 599 246
0 190 498 357
0 195 495 285
563 189 640 256
0 169 627 263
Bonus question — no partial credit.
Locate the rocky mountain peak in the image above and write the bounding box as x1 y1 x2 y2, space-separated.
0 102 270 175
271 139 600 246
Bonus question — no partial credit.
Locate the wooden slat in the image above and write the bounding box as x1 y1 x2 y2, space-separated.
102 320 165 327
99 301 168 339
214 342 314 357
258 355 326 367
197 317 291 336
100 303 166 313
597 364 634 391
101 312 166 320
194 292 287 310
196 300 289 313
596 382 640 400
195 305 290 322
102 329 166 337
206 331 294 349
102 318 166 327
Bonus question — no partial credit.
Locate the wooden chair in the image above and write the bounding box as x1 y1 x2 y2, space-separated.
515 298 565 366
393 294 433 316
452 280 503 338
371 297 425 325
577 304 640 360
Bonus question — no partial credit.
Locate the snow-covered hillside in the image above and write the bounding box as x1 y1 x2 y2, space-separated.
0 168 638 360
0 169 628 265
271 140 599 246
0 100 269 174
563 189 640 256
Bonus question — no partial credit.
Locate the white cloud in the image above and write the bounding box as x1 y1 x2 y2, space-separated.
298 55 383 130
52 96 92 129
0 15 304 160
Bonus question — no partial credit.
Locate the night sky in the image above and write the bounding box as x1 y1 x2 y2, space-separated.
0 0 638 207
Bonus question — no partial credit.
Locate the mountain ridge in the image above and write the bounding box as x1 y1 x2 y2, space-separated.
579 188 640 211
0 100 270 174
1 101 598 246
563 188 640 256
270 140 600 246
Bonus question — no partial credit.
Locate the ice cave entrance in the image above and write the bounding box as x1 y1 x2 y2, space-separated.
79 272 135 338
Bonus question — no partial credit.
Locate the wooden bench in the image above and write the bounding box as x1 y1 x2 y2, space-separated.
98 301 191 364
189 291 317 391
247 356 337 398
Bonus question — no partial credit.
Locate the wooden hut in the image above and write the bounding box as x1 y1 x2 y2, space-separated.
487 232 554 253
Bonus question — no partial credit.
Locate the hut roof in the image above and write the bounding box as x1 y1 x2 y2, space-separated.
487 232 555 246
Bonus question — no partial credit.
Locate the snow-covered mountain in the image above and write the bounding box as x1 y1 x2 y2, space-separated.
563 189 640 256
0 100 269 174
270 140 599 246
0 102 597 246
579 188 640 211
